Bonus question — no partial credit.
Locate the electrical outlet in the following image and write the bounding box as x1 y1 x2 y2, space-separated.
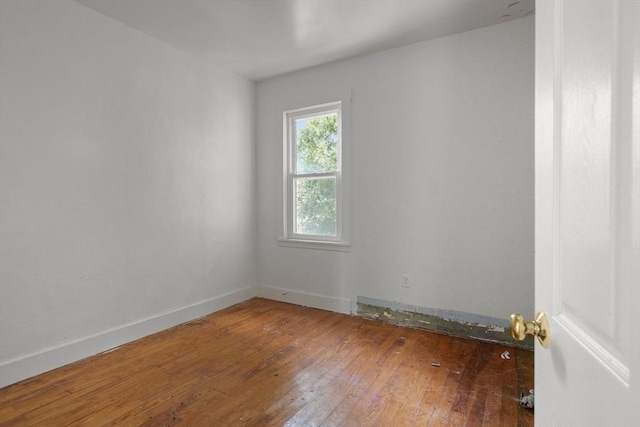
401 274 411 288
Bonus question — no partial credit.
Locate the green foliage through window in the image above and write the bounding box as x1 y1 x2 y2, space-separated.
293 114 338 236
295 177 336 236
295 115 338 174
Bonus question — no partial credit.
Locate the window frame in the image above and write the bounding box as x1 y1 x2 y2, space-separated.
281 101 349 250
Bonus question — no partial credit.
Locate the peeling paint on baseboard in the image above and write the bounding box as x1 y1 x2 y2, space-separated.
356 296 533 350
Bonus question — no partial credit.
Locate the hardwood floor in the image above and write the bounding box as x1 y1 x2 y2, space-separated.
0 298 534 426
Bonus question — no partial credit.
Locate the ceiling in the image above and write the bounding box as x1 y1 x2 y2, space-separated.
76 0 534 81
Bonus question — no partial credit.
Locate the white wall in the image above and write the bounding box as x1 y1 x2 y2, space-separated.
256 17 534 320
0 0 256 386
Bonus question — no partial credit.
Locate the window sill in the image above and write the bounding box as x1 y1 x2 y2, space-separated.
278 238 351 252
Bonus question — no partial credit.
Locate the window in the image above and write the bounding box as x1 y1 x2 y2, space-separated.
282 101 348 249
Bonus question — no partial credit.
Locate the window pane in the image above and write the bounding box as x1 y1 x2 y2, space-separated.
295 176 336 236
295 114 338 174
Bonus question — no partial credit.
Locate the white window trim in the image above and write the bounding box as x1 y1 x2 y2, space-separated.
280 100 350 251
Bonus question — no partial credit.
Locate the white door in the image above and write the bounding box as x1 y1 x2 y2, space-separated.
535 0 640 425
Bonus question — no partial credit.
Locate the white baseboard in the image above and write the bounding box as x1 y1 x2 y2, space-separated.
257 286 351 315
0 286 257 388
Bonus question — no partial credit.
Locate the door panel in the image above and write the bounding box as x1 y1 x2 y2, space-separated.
536 0 639 425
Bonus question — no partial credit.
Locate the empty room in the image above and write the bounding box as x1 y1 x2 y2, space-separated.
0 0 638 426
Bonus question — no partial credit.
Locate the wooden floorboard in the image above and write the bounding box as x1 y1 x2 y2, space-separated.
0 298 534 426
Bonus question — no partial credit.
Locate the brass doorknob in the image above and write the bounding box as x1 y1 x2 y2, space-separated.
510 312 551 348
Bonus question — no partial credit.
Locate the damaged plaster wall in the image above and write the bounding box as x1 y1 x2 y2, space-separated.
357 297 532 350
256 16 534 322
